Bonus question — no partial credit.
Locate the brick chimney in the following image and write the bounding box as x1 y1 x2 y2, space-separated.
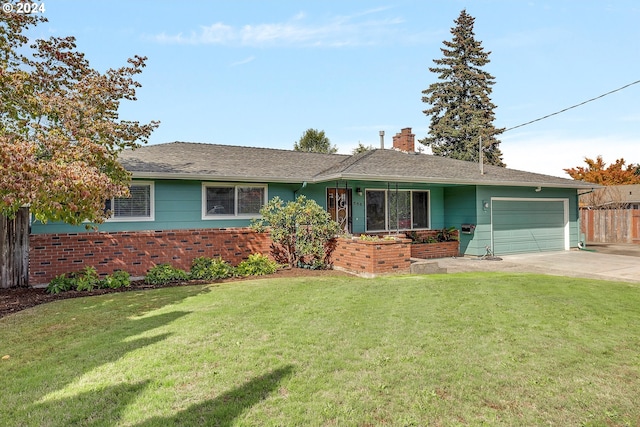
392 128 415 152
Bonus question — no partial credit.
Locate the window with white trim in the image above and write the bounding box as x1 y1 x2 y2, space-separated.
203 183 267 218
365 189 430 231
106 182 154 221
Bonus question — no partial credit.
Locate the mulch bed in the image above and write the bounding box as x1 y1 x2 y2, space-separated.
0 268 351 319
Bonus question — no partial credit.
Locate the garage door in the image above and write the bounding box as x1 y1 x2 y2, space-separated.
492 199 567 255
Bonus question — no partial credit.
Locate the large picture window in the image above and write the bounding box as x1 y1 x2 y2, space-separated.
203 183 266 218
106 182 154 221
365 189 429 231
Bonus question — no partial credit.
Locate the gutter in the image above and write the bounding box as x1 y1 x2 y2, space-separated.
312 173 599 190
130 171 599 190
130 171 307 184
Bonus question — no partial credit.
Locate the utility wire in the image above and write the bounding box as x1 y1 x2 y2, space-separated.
504 79 640 132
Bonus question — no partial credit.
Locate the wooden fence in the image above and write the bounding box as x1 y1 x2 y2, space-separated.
580 208 640 244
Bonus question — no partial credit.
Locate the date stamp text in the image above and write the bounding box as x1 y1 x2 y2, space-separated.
2 2 46 14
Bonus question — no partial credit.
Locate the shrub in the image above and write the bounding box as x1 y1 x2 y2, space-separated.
46 274 74 294
144 264 189 285
251 195 343 269
190 257 235 280
358 234 398 241
235 254 280 276
100 270 131 289
437 226 459 242
407 228 457 244
72 266 101 292
46 266 131 294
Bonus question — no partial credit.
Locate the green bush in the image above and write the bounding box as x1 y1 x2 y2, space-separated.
251 195 343 269
235 253 280 276
47 267 131 294
100 270 131 289
46 274 74 294
73 266 101 291
190 257 235 280
145 263 189 285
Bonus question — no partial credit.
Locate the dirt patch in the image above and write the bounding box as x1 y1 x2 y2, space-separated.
584 243 640 257
0 268 352 319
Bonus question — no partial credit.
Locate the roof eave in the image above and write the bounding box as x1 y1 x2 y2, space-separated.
130 171 599 190
130 171 305 184
313 173 600 189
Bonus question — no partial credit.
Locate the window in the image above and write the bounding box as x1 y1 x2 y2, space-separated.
365 189 429 231
106 182 154 221
203 183 267 218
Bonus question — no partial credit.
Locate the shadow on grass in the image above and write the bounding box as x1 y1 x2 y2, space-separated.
23 381 151 427
1 285 212 422
134 365 294 427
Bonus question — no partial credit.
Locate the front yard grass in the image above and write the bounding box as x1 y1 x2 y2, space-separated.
1 272 639 426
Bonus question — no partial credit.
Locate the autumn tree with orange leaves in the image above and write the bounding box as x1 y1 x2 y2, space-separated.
564 156 640 185
1 9 158 287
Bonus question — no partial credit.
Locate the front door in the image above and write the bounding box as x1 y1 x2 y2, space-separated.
327 188 351 233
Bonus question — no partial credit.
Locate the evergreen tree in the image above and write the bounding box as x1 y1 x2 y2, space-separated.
352 142 375 154
293 128 337 154
421 10 505 166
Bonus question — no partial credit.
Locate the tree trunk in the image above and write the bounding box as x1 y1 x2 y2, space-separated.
0 207 30 288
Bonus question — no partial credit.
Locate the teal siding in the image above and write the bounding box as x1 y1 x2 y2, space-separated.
31 180 299 234
31 177 581 257
443 186 478 255
443 186 580 257
492 200 566 254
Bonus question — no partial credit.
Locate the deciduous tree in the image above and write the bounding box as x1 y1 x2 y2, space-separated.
0 9 158 287
421 10 504 166
293 128 337 154
564 156 640 185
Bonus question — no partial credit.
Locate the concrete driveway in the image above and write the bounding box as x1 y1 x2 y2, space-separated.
424 244 640 283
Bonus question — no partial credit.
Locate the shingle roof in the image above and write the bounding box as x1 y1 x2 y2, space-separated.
118 142 348 183
313 149 596 188
119 142 596 189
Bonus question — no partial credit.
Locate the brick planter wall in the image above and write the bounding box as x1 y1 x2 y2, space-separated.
405 229 460 259
29 228 270 285
332 237 411 276
410 241 459 259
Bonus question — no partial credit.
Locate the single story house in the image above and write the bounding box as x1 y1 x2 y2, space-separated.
29 128 596 283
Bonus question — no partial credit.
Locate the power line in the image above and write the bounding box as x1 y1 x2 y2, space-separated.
504 79 640 132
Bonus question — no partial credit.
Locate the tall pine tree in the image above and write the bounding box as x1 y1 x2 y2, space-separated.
421 10 505 166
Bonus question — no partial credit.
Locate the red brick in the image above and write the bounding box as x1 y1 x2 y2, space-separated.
29 228 271 285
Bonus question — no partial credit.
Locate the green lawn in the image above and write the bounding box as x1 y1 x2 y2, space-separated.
1 272 639 426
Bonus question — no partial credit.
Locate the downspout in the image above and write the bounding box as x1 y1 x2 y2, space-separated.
293 181 307 198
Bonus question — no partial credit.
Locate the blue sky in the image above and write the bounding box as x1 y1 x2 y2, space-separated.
32 0 640 177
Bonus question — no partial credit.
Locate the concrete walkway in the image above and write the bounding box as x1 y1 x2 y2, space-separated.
413 246 640 284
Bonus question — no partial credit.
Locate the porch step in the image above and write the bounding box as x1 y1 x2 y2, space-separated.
410 260 447 275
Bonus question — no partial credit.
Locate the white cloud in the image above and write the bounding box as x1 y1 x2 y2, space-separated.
151 9 407 47
230 56 255 67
